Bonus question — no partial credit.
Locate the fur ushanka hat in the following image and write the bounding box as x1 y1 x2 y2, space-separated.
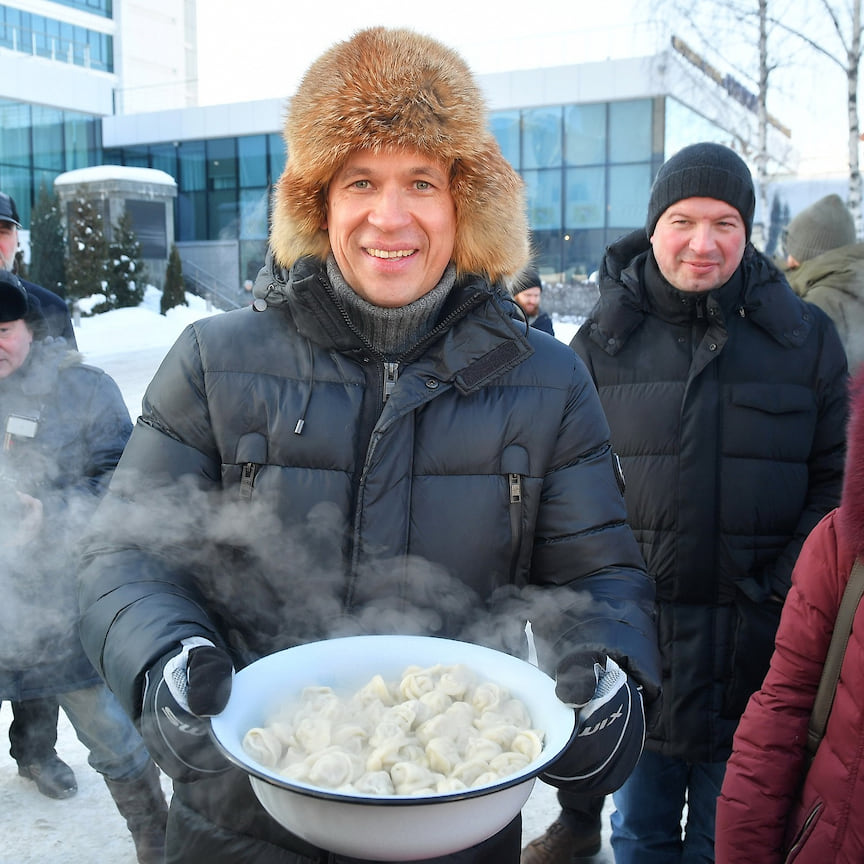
271 27 529 283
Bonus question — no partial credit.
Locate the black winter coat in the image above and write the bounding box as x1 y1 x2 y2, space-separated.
79 256 661 862
571 231 848 762
0 340 131 699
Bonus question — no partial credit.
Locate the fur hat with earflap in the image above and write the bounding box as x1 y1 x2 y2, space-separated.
271 27 530 283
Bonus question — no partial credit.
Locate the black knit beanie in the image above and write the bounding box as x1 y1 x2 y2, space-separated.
646 142 755 240
512 267 542 295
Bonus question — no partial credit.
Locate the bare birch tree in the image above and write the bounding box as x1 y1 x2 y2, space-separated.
641 0 864 236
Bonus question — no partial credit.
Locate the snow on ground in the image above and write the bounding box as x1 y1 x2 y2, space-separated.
1 295 613 862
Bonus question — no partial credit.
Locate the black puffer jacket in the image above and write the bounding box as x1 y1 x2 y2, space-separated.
0 339 131 699
571 231 848 762
79 256 660 863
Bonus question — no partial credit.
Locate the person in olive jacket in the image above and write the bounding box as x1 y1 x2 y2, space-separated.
77 27 661 864
524 143 848 864
782 193 864 374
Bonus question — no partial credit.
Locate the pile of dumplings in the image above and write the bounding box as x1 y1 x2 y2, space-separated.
242 662 545 796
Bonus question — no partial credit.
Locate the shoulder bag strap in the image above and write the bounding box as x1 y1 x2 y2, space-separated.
806 557 864 764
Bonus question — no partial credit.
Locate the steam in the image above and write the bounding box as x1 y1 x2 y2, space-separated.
84 464 612 677
1 342 119 672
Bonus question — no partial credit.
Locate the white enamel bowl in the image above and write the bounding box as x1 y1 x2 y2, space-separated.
210 634 574 862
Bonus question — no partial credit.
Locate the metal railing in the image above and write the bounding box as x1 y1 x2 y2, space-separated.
181 259 243 312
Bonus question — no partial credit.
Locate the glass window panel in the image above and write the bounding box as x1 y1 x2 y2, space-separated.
564 104 606 166
238 135 267 188
209 189 238 240
207 138 237 191
522 107 562 170
178 141 206 192
608 163 653 229
149 143 177 179
491 110 520 169
609 100 652 163
239 188 269 240
32 105 64 171
122 146 149 168
0 100 31 167
177 190 206 242
63 114 100 170
523 169 562 232
268 133 286 182
565 167 605 229
563 228 607 280
664 97 727 158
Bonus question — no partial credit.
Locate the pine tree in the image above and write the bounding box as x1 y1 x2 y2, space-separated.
103 210 146 310
29 182 67 297
64 189 109 303
161 244 187 315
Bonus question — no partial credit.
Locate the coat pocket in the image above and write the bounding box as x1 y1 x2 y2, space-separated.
721 590 783 719
784 800 823 863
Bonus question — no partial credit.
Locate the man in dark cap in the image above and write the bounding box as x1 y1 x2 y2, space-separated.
511 267 555 336
523 143 848 862
0 192 75 347
0 271 168 862
0 190 78 800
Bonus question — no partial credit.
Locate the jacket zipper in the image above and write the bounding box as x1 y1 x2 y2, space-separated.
784 801 822 861
383 362 399 403
509 472 523 581
239 462 259 500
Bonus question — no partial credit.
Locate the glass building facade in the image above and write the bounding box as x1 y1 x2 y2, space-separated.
102 134 287 285
0 3 113 72
2 87 734 286
491 97 664 278
0 99 102 227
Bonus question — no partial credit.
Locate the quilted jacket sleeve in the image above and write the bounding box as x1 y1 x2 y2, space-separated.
715 511 843 863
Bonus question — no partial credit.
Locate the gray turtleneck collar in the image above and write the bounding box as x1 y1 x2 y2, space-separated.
325 254 456 357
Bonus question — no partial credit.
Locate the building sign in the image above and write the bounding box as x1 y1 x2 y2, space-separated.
671 35 791 138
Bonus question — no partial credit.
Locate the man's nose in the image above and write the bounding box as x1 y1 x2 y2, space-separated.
367 187 412 230
689 223 717 254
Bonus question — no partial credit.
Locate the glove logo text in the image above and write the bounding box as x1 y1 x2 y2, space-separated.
576 705 623 738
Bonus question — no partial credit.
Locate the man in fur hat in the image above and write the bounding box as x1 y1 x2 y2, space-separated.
525 143 848 863
78 28 661 863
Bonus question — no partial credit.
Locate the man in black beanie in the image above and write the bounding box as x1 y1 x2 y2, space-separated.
523 142 849 863
511 267 555 336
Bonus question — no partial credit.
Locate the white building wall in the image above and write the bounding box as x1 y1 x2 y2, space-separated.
114 0 197 114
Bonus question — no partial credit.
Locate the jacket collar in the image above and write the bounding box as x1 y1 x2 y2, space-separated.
587 229 815 355
252 253 534 395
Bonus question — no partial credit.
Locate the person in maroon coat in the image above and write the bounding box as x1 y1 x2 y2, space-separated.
716 366 864 863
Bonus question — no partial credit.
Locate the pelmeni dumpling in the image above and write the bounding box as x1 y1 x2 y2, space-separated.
241 661 545 796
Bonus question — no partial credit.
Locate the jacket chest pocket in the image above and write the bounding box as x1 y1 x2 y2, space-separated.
725 383 816 461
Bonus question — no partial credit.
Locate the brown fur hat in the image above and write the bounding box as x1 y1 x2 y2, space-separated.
270 27 529 283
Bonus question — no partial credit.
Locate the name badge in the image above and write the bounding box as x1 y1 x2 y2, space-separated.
5 415 39 439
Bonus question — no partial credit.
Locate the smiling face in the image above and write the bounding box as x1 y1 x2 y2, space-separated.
324 148 457 308
0 318 33 379
650 197 747 293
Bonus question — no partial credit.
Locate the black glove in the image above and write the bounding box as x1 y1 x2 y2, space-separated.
542 656 645 795
555 648 604 708
140 637 234 782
